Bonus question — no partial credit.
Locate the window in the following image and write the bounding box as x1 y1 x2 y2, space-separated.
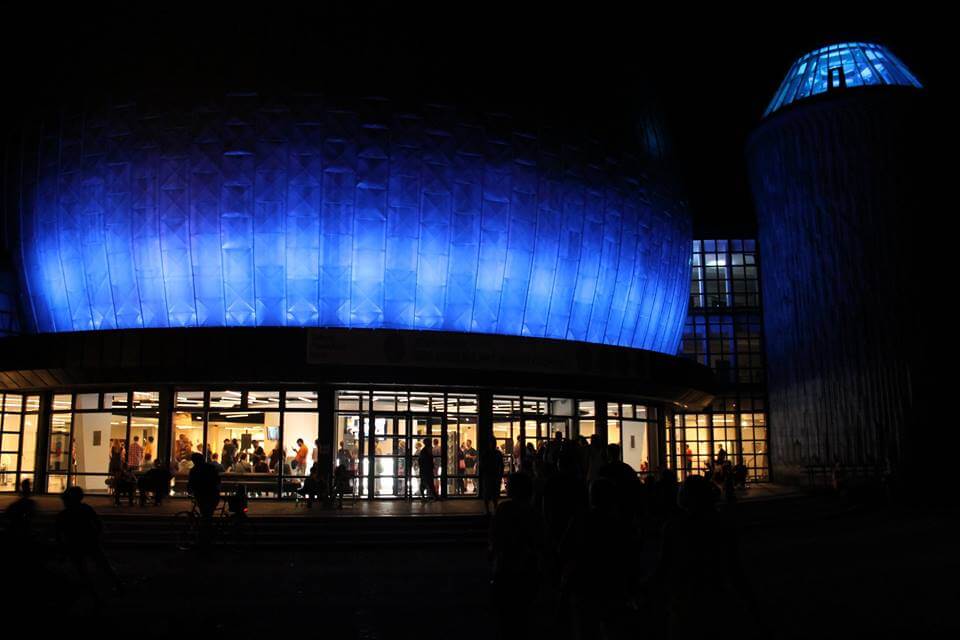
1 394 38 492
682 239 769 481
606 401 657 473
492 394 575 480
44 391 161 494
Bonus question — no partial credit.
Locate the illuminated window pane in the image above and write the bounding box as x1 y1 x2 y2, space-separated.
131 391 160 409
248 391 280 408
3 395 22 412
52 395 72 412
176 390 205 408
107 392 129 409
210 390 243 408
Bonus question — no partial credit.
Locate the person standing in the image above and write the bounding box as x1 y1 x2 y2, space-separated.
269 442 284 471
108 443 123 476
336 441 352 469
479 444 505 515
456 443 467 495
336 440 355 494
108 443 125 504
397 439 408 497
293 438 309 476
252 444 266 467
464 439 478 494
221 438 237 470
546 430 563 466
685 445 694 475
143 435 155 464
127 435 144 470
432 437 442 497
418 437 437 500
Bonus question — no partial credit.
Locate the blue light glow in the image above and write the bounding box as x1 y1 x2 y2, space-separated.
17 97 690 353
765 42 922 116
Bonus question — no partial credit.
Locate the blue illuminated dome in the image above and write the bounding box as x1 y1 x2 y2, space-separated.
765 42 922 117
15 96 690 354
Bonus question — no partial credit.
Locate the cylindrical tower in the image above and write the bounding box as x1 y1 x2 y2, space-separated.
747 43 930 485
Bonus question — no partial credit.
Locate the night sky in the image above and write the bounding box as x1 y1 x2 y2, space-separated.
0 2 945 237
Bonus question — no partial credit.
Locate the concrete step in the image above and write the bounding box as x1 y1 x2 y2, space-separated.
6 511 491 548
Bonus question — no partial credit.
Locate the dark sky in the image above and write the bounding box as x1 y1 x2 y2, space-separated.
1 2 945 236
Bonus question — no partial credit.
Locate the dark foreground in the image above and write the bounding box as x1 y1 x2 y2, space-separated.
1 495 956 639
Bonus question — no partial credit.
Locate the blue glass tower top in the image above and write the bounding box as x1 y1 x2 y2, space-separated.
765 42 922 117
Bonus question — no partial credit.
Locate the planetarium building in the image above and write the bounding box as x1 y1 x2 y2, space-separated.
0 95 713 498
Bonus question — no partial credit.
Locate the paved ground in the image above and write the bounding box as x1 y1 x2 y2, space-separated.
1 489 955 638
0 482 801 518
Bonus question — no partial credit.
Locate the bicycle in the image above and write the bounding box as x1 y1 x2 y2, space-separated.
174 493 257 551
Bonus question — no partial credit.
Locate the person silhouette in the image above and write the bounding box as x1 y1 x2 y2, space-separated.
333 462 350 508
55 486 121 599
598 443 642 527
478 444 505 515
4 478 37 547
559 476 636 639
489 472 540 639
300 462 326 508
187 452 222 548
5 478 53 617
418 437 437 500
138 458 172 506
651 475 760 639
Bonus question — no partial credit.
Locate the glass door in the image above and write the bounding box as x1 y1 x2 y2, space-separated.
410 415 443 499
519 417 571 470
445 416 479 497
370 415 409 498
492 419 518 476
335 414 364 498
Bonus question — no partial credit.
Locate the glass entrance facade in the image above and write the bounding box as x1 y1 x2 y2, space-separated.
0 386 676 498
334 390 480 499
492 395 577 475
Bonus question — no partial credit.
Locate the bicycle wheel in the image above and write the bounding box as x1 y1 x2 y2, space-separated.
174 511 199 551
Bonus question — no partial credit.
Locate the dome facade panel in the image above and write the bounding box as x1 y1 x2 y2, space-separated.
17 96 690 354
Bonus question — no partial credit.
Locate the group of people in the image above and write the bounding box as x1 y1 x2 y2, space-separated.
174 434 312 477
109 435 155 472
334 437 483 498
107 435 163 506
486 434 759 640
684 444 750 490
103 435 317 507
